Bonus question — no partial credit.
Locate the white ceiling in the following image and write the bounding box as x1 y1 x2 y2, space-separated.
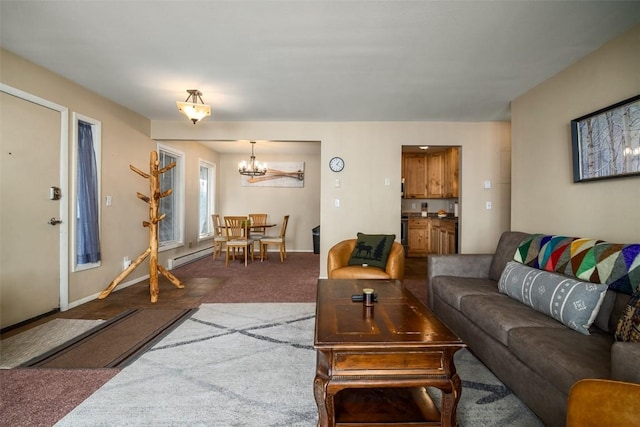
2 1 640 128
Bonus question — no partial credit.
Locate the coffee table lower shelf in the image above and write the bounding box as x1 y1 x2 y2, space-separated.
334 386 442 426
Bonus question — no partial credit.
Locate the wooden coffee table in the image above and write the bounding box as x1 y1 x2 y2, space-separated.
313 279 466 426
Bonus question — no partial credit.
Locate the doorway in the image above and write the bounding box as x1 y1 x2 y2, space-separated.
401 145 461 255
0 85 69 329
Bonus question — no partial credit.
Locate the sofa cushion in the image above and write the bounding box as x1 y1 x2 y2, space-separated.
508 327 613 394
348 233 395 270
430 276 499 311
514 234 640 295
612 342 640 383
615 288 640 342
498 261 609 335
460 294 566 346
488 231 530 281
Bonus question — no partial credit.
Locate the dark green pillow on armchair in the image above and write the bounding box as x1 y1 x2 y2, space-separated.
348 233 396 270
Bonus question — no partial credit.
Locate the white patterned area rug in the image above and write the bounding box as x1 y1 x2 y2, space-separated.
428 348 543 426
55 303 542 427
1 319 105 369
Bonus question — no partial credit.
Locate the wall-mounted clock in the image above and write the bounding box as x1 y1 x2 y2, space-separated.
329 156 344 172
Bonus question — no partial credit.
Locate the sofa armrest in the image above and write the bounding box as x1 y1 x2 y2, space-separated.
427 254 493 309
611 342 640 383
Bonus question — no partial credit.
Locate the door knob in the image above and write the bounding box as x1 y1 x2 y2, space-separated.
48 217 62 226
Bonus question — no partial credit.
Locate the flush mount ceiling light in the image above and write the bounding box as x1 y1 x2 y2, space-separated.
176 89 211 124
238 141 267 177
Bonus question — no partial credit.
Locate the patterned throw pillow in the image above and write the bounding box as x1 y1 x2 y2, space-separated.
615 289 640 342
513 234 640 295
498 261 609 335
348 233 396 270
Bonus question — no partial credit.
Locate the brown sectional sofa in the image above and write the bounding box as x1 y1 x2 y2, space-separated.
427 231 640 427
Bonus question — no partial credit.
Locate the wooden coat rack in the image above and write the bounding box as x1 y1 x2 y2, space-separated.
99 151 184 303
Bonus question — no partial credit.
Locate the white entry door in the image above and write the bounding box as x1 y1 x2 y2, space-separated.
0 88 67 329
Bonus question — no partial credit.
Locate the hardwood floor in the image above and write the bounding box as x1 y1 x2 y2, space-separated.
1 257 427 339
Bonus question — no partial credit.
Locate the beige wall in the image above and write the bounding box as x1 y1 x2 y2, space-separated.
217 150 321 251
511 25 640 242
152 120 512 276
2 46 514 306
0 49 220 307
156 141 322 252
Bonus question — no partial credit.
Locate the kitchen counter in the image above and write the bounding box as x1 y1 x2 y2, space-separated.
402 212 458 223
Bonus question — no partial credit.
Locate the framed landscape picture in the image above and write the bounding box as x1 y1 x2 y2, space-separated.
571 94 640 182
240 161 305 187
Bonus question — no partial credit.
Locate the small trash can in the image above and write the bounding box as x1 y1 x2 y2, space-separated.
312 226 320 254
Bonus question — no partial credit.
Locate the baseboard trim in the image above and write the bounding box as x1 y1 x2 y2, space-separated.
66 274 150 310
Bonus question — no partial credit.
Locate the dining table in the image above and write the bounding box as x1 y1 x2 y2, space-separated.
247 222 276 238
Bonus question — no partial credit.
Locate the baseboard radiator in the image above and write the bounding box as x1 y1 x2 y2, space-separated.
167 246 213 270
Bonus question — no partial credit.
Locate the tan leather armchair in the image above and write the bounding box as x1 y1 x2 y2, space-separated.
327 239 405 281
566 379 640 426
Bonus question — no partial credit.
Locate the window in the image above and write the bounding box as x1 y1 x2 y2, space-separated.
199 160 216 239
72 113 101 271
158 144 185 249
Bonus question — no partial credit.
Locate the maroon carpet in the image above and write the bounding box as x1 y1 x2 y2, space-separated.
177 252 321 303
0 368 118 427
176 252 427 304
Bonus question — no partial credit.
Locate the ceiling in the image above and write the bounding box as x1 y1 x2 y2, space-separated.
2 1 640 128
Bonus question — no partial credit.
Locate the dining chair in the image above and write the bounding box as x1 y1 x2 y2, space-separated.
260 215 289 262
224 216 254 267
249 213 268 252
211 214 227 260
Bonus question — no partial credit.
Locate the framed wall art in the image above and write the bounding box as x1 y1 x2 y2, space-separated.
571 94 640 182
241 161 305 187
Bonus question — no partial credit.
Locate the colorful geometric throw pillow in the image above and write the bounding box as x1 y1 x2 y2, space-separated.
615 289 640 342
514 234 640 295
348 233 396 270
498 261 609 335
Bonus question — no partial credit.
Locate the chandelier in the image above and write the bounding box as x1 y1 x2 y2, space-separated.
238 141 267 177
176 89 211 124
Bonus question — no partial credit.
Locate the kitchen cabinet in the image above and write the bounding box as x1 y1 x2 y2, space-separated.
429 219 456 255
443 147 459 198
440 221 456 254
402 148 458 199
407 217 429 257
426 151 444 198
402 154 427 198
407 217 456 256
428 219 439 254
